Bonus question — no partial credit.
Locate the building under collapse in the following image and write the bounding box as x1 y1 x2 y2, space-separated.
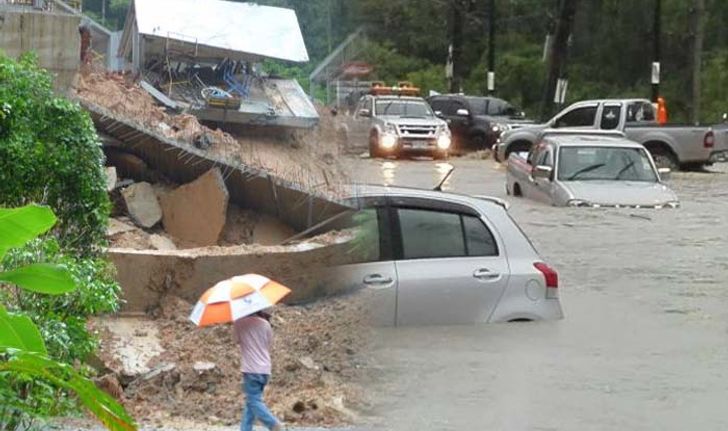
118 0 319 128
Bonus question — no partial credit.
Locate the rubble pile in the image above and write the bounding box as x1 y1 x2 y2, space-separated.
94 293 371 427
73 65 348 194
106 166 301 250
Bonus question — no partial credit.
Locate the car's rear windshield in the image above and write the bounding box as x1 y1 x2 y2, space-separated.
465 97 520 116
375 100 433 118
557 146 658 182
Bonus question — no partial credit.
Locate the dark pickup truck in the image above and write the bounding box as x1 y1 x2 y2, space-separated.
428 94 534 152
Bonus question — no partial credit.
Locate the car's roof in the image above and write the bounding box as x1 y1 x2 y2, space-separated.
572 98 651 105
370 95 426 102
546 135 644 148
429 94 507 102
346 184 509 209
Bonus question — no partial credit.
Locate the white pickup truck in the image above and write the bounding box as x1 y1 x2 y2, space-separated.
495 99 724 170
506 131 679 208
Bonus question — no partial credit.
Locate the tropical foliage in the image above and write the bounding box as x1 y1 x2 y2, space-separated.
0 205 136 431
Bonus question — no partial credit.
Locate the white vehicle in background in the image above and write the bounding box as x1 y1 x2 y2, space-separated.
336 83 452 159
506 131 679 208
495 98 718 170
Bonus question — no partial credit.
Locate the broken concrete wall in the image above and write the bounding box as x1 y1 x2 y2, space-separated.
109 239 358 312
0 9 80 91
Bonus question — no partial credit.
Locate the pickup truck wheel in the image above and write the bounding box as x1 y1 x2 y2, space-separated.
471 133 488 150
649 147 679 171
513 183 522 197
369 132 381 159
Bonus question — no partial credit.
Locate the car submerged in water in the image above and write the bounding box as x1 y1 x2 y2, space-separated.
506 131 680 208
300 184 564 326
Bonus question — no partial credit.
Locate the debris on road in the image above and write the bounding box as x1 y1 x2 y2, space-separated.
92 292 372 428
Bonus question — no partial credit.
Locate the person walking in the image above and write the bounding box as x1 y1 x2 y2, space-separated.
233 309 282 431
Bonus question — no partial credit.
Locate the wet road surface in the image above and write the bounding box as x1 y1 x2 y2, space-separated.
346 156 728 431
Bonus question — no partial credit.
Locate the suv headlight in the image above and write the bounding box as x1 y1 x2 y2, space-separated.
384 123 398 135
437 134 451 149
663 201 680 209
567 199 592 207
491 122 509 134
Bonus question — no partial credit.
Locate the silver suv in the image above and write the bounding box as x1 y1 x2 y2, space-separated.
318 185 564 326
338 95 452 159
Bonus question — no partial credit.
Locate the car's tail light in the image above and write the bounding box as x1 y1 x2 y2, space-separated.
704 131 715 148
534 262 559 298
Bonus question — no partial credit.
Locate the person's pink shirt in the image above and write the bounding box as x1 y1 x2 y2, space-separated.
233 315 272 375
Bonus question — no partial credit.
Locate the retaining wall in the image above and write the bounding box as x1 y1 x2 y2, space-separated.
109 238 358 313
0 9 80 90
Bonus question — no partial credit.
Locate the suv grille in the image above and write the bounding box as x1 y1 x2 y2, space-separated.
398 124 438 137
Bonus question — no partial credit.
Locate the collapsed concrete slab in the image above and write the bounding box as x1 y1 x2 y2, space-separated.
85 102 350 232
159 169 229 247
121 182 162 228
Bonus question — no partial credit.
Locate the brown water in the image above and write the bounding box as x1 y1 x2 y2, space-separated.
347 157 728 431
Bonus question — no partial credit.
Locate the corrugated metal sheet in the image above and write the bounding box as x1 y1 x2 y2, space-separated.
130 0 308 63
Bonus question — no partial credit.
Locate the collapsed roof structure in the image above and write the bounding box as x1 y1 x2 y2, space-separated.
119 0 318 128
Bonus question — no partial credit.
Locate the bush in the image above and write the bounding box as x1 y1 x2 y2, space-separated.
0 205 135 431
1 239 120 364
0 54 124 428
0 52 110 256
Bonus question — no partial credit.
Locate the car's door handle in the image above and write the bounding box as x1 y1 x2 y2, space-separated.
473 268 501 281
363 274 394 288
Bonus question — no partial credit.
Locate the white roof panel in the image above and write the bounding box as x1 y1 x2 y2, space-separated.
133 0 309 63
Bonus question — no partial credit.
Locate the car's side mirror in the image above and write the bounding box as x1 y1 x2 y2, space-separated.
358 109 371 118
434 110 444 118
456 108 470 117
658 167 671 180
532 165 553 180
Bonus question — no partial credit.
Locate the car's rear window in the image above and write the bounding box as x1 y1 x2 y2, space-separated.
397 208 499 259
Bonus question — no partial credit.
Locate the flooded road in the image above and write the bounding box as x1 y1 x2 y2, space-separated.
346 157 728 431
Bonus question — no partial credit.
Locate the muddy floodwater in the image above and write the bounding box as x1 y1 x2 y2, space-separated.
346 157 728 431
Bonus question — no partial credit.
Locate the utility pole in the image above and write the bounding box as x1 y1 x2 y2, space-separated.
327 0 333 54
541 0 578 120
101 0 106 24
449 0 464 93
487 0 495 95
651 0 661 103
690 0 705 124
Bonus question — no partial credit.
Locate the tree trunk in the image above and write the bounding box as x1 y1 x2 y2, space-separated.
541 0 579 121
449 0 465 93
691 0 705 124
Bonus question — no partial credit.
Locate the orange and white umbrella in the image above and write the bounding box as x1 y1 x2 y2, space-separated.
189 274 291 327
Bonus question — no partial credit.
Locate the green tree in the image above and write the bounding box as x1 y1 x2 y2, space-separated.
0 52 110 256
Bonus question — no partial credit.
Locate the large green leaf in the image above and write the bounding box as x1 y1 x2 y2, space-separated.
0 308 25 351
5 312 47 355
0 205 57 259
0 263 76 295
0 350 138 431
